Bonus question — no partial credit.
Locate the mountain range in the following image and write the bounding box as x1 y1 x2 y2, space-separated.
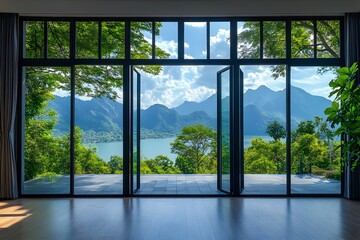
49 85 331 137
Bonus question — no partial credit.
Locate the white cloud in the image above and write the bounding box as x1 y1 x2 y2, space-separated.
210 29 230 45
210 28 230 59
242 65 286 93
53 89 70 98
155 39 178 58
139 66 216 109
185 22 206 28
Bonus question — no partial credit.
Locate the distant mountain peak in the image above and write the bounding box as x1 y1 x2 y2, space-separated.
246 85 274 93
257 85 273 91
147 103 171 110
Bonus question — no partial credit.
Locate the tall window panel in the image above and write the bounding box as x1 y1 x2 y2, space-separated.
290 66 341 194
74 65 123 195
242 65 287 195
23 67 71 194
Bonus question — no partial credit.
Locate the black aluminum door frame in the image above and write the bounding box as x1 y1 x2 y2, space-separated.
216 66 244 195
130 66 141 193
217 66 233 194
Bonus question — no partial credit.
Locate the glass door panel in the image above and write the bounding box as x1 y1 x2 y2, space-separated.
131 67 141 193
217 66 232 193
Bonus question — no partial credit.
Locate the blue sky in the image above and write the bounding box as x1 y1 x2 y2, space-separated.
67 22 336 108
139 22 336 109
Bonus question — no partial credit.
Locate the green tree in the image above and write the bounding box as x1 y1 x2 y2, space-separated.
238 20 340 78
144 155 181 174
291 133 328 174
247 156 277 174
171 124 217 173
292 120 315 141
314 116 334 145
175 156 196 174
73 127 111 174
244 138 285 174
108 156 123 174
266 120 286 141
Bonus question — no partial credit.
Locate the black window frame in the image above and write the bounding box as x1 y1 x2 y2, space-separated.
18 16 345 198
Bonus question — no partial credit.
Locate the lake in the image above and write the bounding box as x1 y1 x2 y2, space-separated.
85 135 272 162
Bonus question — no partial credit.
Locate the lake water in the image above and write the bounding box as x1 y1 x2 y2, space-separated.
85 135 272 162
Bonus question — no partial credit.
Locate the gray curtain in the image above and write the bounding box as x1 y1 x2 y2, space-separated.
0 13 19 199
344 12 360 200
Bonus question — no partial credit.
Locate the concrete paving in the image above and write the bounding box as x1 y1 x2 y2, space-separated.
23 174 341 195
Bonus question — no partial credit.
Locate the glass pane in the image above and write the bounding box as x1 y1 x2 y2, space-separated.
101 22 125 59
135 65 222 195
75 65 123 195
210 22 230 59
155 22 178 59
25 21 44 58
47 21 70 59
291 21 314 58
133 70 138 191
242 65 286 195
184 22 207 59
220 70 231 192
130 22 153 59
291 66 340 194
263 21 286 59
237 21 260 59
316 20 340 58
24 67 70 194
76 22 98 59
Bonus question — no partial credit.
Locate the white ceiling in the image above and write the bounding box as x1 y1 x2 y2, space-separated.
1 0 359 16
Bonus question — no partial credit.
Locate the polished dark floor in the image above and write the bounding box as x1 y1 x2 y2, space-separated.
1 197 360 240
23 174 341 195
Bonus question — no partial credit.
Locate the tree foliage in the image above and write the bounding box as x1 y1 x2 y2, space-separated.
171 124 217 173
325 63 360 169
143 155 181 174
246 117 340 178
266 120 286 141
238 20 340 78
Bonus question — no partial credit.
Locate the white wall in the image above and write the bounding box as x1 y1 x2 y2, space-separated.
0 0 359 16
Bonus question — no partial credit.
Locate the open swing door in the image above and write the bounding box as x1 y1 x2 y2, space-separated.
131 67 141 193
217 66 232 194
217 66 243 194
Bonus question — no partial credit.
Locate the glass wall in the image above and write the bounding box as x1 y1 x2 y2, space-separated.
23 67 71 194
21 17 343 196
242 65 287 194
136 65 222 195
291 67 341 194
74 65 123 195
